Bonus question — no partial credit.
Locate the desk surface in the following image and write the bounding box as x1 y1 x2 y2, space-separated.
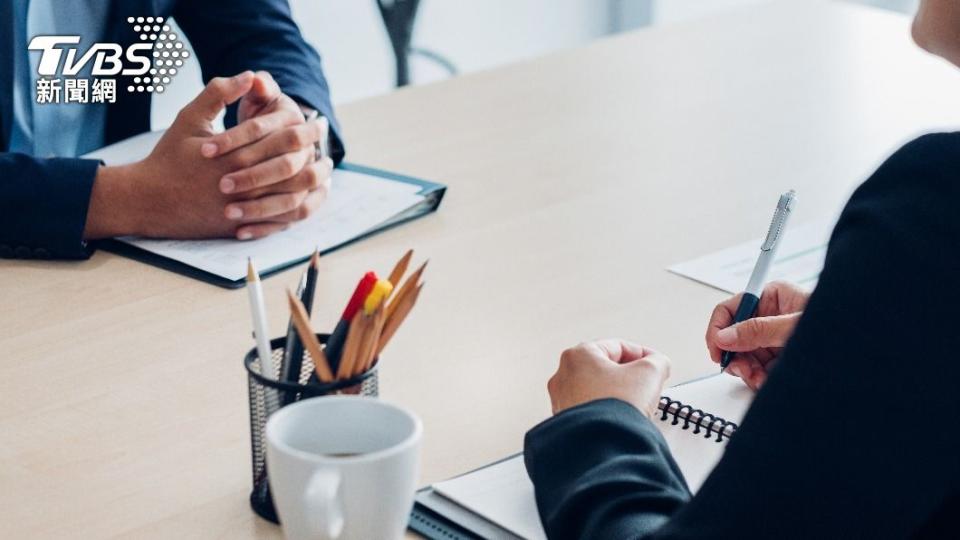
3 1 960 538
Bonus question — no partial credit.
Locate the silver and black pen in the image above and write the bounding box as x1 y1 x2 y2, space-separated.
720 190 796 372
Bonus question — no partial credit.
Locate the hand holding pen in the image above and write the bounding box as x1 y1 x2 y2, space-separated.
711 190 800 385
706 281 810 389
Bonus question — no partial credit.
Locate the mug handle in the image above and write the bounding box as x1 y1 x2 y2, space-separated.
303 468 344 540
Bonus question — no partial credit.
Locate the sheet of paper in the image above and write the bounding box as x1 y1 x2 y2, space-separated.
84 131 425 282
433 376 755 538
668 219 834 294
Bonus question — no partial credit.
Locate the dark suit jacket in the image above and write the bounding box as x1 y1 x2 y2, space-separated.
0 0 343 260
525 133 960 539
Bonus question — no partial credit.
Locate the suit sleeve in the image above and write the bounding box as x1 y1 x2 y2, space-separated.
525 399 691 540
0 153 100 259
173 0 346 163
524 133 960 539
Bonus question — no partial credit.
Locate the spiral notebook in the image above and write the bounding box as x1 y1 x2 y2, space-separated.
409 375 754 540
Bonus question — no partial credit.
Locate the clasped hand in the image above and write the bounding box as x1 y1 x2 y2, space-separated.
108 70 333 241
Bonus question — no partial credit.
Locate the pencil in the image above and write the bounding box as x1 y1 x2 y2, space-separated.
386 260 427 322
336 310 366 380
387 249 414 290
376 282 423 358
302 249 321 313
286 289 335 383
364 279 394 313
278 270 307 401
282 249 320 388
326 272 378 373
356 304 386 376
247 259 275 379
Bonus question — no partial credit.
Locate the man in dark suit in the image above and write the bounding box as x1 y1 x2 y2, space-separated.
0 0 342 260
524 0 960 537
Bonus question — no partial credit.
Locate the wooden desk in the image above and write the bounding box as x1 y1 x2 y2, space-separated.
3 2 960 538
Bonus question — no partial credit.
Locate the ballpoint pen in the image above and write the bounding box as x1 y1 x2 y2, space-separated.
720 190 797 372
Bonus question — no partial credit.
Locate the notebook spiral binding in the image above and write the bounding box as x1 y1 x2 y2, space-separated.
658 396 739 442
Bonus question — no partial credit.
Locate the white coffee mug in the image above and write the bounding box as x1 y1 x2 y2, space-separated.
265 396 422 540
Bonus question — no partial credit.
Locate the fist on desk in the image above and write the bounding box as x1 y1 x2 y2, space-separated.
85 70 333 241
547 340 671 418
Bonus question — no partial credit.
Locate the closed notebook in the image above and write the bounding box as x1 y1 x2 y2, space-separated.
409 375 754 540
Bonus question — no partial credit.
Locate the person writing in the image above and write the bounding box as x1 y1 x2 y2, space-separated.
0 0 342 260
523 0 960 537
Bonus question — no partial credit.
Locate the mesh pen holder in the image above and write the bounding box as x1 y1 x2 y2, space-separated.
245 333 379 524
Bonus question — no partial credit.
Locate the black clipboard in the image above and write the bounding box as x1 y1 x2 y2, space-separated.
98 163 446 288
409 499 486 540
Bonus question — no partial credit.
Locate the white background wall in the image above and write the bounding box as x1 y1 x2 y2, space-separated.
153 0 622 129
653 0 916 23
151 0 918 130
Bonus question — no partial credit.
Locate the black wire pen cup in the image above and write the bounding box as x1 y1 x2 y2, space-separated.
244 333 379 524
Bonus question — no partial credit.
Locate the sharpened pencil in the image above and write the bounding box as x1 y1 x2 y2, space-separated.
356 304 386 376
387 249 414 290
291 248 321 379
376 281 423 358
286 289 335 383
279 270 308 399
336 310 365 380
326 272 378 373
386 260 427 321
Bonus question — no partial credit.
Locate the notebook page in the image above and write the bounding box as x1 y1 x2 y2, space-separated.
117 171 423 280
657 376 754 491
434 456 547 540
664 374 754 426
668 219 833 294
84 131 425 281
433 376 755 538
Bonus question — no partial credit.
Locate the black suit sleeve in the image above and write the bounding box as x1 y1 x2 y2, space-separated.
524 133 960 539
173 0 345 163
0 153 100 259
525 399 691 539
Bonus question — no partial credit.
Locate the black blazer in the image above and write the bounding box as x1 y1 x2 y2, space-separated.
525 133 960 539
0 0 342 260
